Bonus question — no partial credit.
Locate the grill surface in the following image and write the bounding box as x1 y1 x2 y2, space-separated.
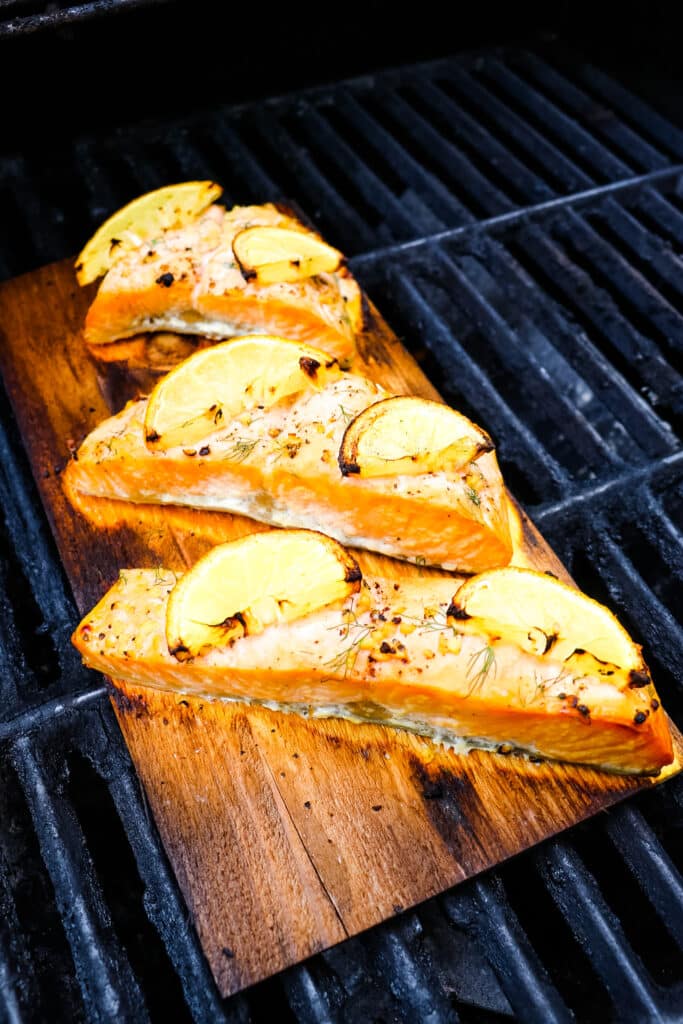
0 42 682 1024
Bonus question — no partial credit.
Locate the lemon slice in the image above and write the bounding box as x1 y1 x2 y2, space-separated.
232 225 344 286
449 567 645 671
166 529 362 659
338 396 494 478
75 181 223 285
144 334 342 450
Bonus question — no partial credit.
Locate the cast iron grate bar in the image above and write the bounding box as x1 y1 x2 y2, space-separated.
501 54 672 173
353 177 683 508
478 59 633 181
229 110 376 249
588 198 683 301
632 186 683 245
552 209 683 357
455 230 673 462
592 529 681 678
503 225 682 420
371 86 512 219
433 64 593 194
65 716 231 1024
536 842 672 1023
0 397 92 708
3 52 683 274
404 76 555 208
568 61 683 160
605 804 683 949
289 105 432 238
331 88 471 228
366 915 460 1023
0 688 106 747
0 752 89 1024
443 875 572 1024
163 130 218 185
362 260 571 506
0 0 169 39
209 120 282 205
9 736 148 1022
431 245 618 471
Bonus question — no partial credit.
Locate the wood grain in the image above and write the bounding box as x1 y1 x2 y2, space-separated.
1 259 680 997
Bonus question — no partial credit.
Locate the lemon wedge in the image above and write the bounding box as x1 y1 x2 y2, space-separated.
75 181 223 285
449 567 645 671
144 334 342 450
166 529 362 659
232 225 344 286
338 396 494 478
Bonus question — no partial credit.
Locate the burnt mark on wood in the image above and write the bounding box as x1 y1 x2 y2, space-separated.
409 756 488 859
108 681 150 719
354 298 392 365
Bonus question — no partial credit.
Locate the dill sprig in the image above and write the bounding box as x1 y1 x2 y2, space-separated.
223 437 259 462
518 667 571 708
465 642 496 695
322 610 373 679
401 607 458 637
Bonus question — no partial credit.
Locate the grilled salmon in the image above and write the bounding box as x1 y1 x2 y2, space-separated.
83 203 361 365
64 371 513 574
72 568 673 775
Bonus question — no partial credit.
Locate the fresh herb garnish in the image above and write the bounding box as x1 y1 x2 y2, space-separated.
223 437 259 462
465 643 496 695
323 610 373 679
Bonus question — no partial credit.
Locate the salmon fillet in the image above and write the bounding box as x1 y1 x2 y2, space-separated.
64 374 513 573
84 204 361 365
72 568 674 775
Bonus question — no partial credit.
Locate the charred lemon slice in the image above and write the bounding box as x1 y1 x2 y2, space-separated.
75 181 223 285
233 225 344 286
449 567 645 672
144 335 342 450
166 529 362 660
338 396 494 478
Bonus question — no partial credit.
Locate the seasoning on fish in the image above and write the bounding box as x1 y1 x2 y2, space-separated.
64 336 513 574
72 538 674 776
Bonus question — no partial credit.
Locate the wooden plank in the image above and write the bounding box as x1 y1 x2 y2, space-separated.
0 258 680 997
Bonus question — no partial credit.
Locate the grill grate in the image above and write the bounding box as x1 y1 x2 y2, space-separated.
0 0 169 39
1 45 682 1023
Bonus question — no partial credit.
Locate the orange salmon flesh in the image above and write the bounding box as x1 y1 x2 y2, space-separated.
84 204 361 365
65 374 513 574
73 570 673 775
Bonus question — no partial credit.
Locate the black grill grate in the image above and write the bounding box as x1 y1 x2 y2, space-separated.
0 0 169 40
1 45 682 1023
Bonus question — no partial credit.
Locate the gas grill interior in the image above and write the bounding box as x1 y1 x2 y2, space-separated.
1 5 682 1022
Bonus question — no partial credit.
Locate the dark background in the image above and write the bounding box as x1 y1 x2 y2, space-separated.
0 0 681 156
